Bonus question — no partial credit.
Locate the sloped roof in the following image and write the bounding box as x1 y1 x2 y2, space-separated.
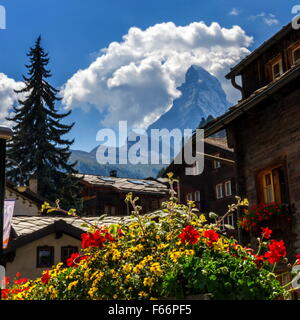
6 212 166 252
205 137 233 152
204 62 300 137
11 215 132 238
6 180 52 206
226 22 292 78
76 174 168 196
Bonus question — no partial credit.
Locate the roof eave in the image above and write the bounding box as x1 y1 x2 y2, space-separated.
225 23 292 79
205 65 300 137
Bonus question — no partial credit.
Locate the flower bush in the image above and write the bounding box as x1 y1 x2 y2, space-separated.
238 202 291 231
2 175 299 300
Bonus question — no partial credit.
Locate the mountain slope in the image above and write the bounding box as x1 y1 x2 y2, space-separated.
70 65 230 178
147 65 230 132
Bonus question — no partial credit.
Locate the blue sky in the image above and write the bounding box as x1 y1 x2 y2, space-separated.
0 0 298 151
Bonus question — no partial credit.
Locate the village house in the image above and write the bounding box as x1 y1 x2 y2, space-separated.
1 173 168 279
203 22 300 255
164 137 237 234
3 215 134 279
5 179 48 216
77 171 169 216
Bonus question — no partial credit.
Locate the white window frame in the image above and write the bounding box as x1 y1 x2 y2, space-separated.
220 213 235 231
272 60 283 80
225 180 232 197
216 183 223 199
292 46 300 65
186 193 193 201
194 190 201 202
213 160 221 169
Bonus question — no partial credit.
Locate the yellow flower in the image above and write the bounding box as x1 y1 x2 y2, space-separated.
133 264 143 274
138 291 148 298
166 233 174 241
143 277 155 287
166 172 174 179
68 280 79 291
122 263 133 273
112 249 121 261
169 250 184 262
110 269 118 279
141 255 153 264
149 262 163 276
199 214 207 223
157 243 169 250
88 287 98 298
240 199 249 206
124 275 131 284
184 249 195 256
133 244 144 252
123 248 133 258
84 268 91 281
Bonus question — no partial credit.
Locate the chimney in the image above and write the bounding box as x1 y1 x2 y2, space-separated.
109 170 117 178
29 175 38 194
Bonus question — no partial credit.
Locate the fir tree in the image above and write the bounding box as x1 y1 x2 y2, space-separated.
7 36 83 211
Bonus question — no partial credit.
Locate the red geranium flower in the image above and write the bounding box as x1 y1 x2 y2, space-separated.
296 254 300 265
264 240 286 264
1 288 10 299
81 228 115 249
41 270 51 284
203 229 219 246
14 277 28 285
118 228 125 236
261 227 272 239
15 272 21 278
66 252 88 267
178 225 200 245
253 255 265 268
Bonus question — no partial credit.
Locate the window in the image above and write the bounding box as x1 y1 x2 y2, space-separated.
61 246 78 265
293 47 300 64
37 246 54 268
220 213 235 231
186 193 193 201
104 205 116 215
194 191 201 202
257 166 287 204
213 154 221 169
216 183 223 199
272 60 283 79
225 180 232 196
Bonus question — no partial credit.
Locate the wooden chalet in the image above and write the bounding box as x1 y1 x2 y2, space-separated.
203 22 300 255
164 137 237 234
77 172 169 216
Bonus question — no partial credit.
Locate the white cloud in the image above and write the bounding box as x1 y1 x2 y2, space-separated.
61 21 253 129
0 73 23 126
229 8 240 16
249 12 279 26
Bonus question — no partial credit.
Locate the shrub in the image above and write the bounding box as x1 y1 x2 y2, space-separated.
3 175 299 300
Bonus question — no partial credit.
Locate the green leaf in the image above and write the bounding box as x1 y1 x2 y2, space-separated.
209 212 218 220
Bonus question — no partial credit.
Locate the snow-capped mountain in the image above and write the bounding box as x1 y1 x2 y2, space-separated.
147 65 230 133
70 65 230 178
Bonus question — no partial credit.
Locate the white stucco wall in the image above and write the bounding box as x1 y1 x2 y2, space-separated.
5 188 40 216
6 233 81 280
